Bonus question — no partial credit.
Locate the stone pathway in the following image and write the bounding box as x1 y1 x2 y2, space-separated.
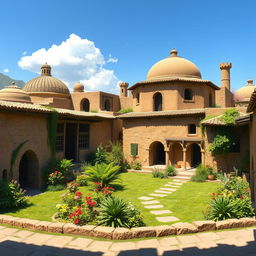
138 174 192 224
0 225 256 256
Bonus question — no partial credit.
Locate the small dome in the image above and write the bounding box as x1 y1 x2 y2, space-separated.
73 82 84 92
235 79 255 102
0 82 32 103
23 63 70 95
147 49 202 80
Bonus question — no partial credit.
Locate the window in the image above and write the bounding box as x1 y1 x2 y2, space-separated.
188 124 196 134
81 98 90 112
136 93 140 104
131 143 138 156
79 124 89 149
184 89 193 100
153 92 162 111
56 123 64 152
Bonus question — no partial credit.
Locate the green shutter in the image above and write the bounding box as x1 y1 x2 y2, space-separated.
131 143 138 156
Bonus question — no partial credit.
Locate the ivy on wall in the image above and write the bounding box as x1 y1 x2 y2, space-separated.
9 140 28 180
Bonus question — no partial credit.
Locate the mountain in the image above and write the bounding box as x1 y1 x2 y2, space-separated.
0 73 25 89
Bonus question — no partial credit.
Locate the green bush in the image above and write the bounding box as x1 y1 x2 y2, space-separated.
83 162 121 187
95 145 108 164
46 184 66 191
76 175 88 186
97 196 144 228
165 165 177 176
48 171 65 186
152 168 167 179
118 108 133 114
56 159 75 182
86 151 97 165
0 180 28 209
191 164 208 182
106 142 124 167
130 160 142 170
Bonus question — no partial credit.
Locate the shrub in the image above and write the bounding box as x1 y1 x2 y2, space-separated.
0 180 28 209
83 162 121 187
76 175 88 186
165 165 177 176
97 196 144 228
130 160 142 170
86 151 96 165
48 171 65 185
95 144 108 164
106 142 124 167
152 168 167 179
56 159 75 182
46 184 66 191
118 108 133 114
191 164 208 182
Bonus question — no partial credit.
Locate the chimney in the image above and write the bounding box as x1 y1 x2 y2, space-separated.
219 62 232 90
119 82 129 97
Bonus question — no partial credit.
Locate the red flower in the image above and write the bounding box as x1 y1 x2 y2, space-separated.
85 196 91 200
74 218 80 224
75 192 83 197
69 213 76 219
76 208 82 215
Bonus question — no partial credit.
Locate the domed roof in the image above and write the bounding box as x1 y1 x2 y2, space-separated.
0 82 32 103
235 79 255 102
23 63 70 95
73 82 84 92
146 49 202 80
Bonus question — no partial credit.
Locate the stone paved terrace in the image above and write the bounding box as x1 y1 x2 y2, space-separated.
0 225 256 255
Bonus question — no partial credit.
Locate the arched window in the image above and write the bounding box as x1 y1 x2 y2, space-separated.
153 92 162 111
188 124 196 134
184 89 193 100
209 93 213 107
136 93 140 104
2 169 7 181
104 99 111 111
81 99 90 112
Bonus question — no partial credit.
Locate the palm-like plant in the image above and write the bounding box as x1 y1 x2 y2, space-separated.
83 162 120 187
97 196 130 227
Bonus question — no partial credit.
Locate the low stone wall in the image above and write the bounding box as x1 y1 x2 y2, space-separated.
0 214 256 240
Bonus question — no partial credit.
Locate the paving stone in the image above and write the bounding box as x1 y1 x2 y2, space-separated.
138 196 154 200
149 193 167 197
173 179 187 182
159 188 177 191
150 210 172 215
68 237 93 248
155 190 172 194
45 235 74 247
177 234 201 244
144 204 163 209
14 230 34 239
0 228 19 235
88 241 112 250
159 237 179 246
23 233 54 245
168 182 182 185
110 242 137 251
136 238 160 248
141 200 160 205
156 216 179 222
164 184 180 187
196 231 222 241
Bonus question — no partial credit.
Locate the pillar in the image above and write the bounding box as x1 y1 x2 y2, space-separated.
119 82 128 97
201 149 205 166
219 62 232 90
183 148 187 170
165 150 170 166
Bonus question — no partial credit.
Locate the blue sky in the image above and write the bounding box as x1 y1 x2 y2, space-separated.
0 0 255 92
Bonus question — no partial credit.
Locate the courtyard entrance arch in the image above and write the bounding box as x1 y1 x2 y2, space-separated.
170 143 183 167
149 141 165 165
19 150 39 189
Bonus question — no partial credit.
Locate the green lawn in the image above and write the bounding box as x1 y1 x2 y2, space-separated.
1 173 219 226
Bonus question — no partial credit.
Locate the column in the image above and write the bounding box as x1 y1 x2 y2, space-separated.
201 149 205 166
183 148 187 170
165 150 170 166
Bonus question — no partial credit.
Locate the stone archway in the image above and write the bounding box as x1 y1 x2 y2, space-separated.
19 150 39 189
81 98 90 112
170 143 183 167
187 143 201 167
149 141 165 165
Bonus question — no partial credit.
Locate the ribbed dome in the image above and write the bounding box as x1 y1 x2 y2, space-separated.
23 64 70 95
147 49 202 80
73 82 84 92
0 82 32 103
235 79 255 102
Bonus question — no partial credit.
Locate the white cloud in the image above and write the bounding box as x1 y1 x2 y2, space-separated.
18 34 119 92
107 54 118 63
3 68 9 73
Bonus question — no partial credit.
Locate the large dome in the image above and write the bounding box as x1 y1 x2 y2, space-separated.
0 82 31 103
146 49 202 80
235 79 255 102
23 64 70 95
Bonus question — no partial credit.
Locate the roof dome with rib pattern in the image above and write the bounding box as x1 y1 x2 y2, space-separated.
23 63 70 95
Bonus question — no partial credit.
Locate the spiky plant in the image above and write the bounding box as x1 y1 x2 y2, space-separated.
83 162 120 187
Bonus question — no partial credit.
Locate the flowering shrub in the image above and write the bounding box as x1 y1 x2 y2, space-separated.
48 171 64 186
205 176 254 221
76 175 87 186
0 180 28 209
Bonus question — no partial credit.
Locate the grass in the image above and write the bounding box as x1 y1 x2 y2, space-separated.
1 173 219 226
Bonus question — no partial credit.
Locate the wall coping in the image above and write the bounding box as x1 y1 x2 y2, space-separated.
0 214 255 240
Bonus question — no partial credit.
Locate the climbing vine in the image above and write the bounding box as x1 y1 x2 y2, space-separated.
9 140 28 180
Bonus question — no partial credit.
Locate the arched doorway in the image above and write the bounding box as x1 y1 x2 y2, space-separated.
170 143 183 167
81 98 90 112
104 99 111 111
149 141 165 165
19 150 39 189
188 143 201 167
153 93 162 111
